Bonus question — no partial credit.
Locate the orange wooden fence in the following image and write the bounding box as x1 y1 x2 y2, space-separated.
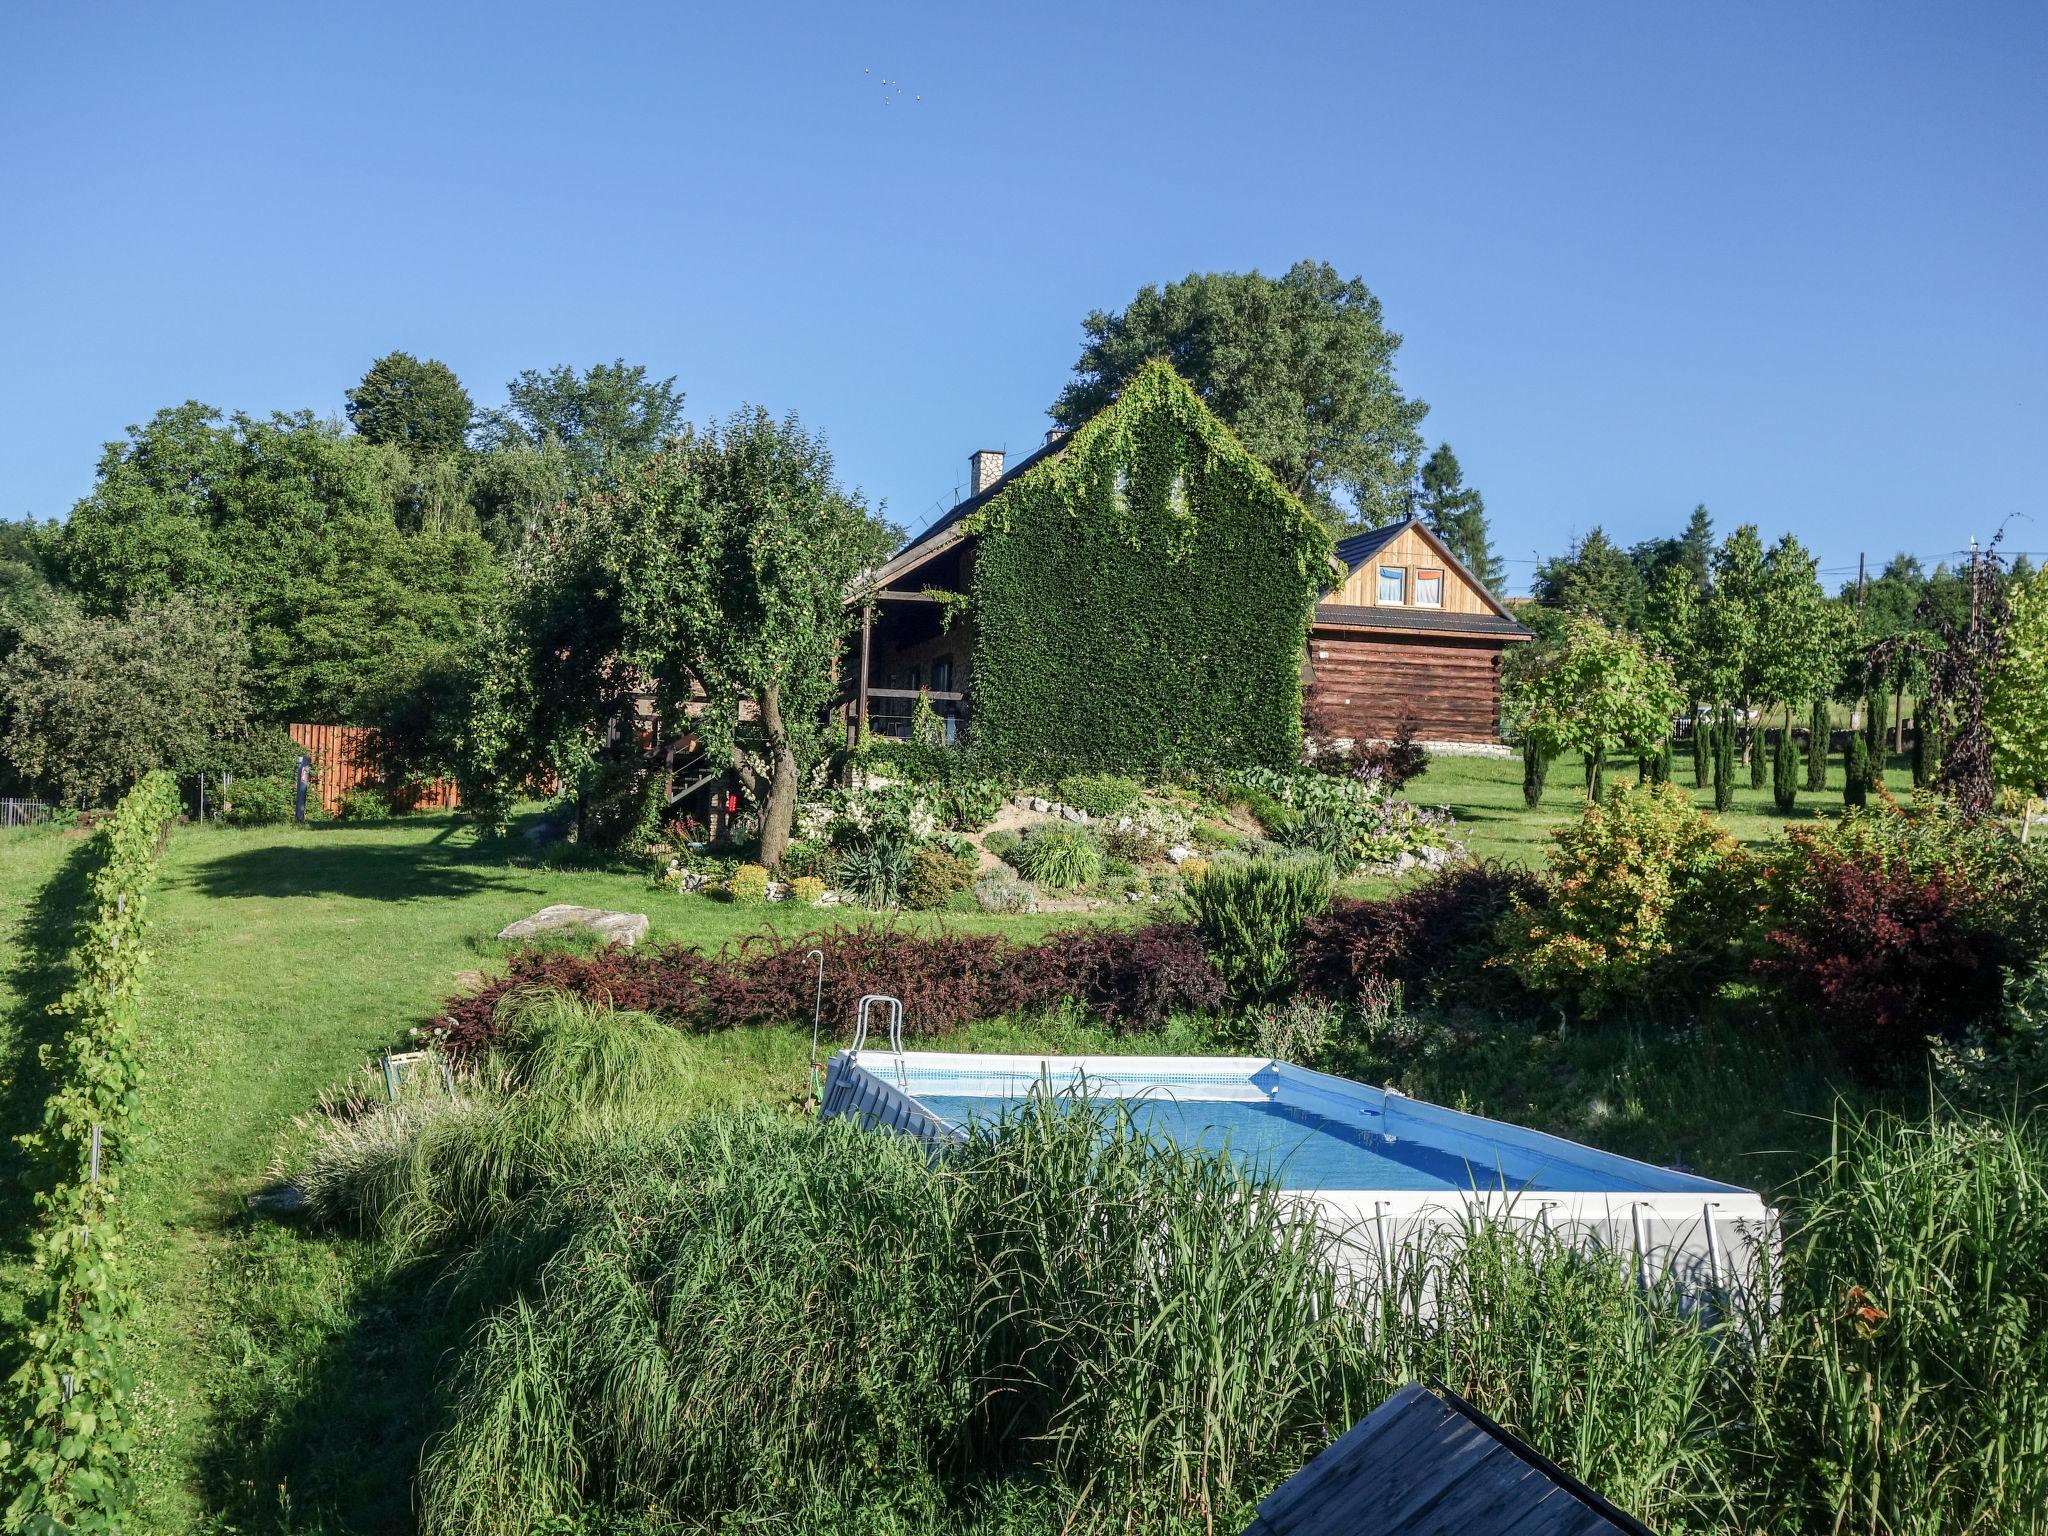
288 723 461 814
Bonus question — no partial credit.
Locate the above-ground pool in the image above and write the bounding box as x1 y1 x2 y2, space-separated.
821 1050 1777 1300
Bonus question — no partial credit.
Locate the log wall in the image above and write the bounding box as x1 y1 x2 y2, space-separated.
1306 628 1507 743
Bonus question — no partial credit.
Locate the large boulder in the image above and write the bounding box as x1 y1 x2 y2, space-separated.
496 904 650 948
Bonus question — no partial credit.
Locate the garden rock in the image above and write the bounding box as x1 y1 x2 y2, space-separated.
1165 844 1195 864
497 904 650 948
248 1182 307 1218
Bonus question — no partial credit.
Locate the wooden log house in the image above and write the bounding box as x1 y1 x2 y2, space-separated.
847 426 1529 753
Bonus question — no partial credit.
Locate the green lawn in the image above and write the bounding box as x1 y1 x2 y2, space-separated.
0 764 1883 1532
1400 740 1903 872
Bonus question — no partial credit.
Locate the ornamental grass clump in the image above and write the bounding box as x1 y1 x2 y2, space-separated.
1746 1108 2048 1533
1498 779 1752 1015
1011 821 1102 890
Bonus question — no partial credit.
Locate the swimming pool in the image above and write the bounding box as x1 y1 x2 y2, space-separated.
821 1050 1777 1300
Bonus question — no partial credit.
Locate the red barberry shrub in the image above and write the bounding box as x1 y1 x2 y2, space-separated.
1754 796 2029 1080
1296 861 1545 1004
432 921 1225 1056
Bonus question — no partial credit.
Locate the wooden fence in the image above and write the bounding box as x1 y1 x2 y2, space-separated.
287 724 461 815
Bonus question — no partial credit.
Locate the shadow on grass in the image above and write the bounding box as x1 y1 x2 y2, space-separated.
0 836 101 1255
197 1221 462 1535
187 836 548 905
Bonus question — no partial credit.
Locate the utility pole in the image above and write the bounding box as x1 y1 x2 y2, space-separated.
1856 552 1866 613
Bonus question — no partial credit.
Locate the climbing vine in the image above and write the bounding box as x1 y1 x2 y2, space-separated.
964 362 1332 776
3 772 181 1533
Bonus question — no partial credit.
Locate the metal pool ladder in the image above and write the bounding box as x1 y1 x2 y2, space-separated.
850 993 907 1089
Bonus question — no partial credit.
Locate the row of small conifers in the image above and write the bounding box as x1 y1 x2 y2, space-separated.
2 773 181 1533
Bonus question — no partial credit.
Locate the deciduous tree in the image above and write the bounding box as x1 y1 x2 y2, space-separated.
345 351 474 456
479 359 686 483
1050 262 1429 528
1503 614 1681 801
612 409 892 865
0 595 249 802
1990 567 2048 807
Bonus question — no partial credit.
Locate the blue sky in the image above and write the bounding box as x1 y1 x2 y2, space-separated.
3 1 2043 593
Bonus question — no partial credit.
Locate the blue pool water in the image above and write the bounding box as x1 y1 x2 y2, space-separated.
909 1086 1660 1195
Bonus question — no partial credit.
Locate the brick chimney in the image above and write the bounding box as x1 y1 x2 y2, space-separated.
969 448 1005 497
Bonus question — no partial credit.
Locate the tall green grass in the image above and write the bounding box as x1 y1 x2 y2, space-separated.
293 994 2048 1535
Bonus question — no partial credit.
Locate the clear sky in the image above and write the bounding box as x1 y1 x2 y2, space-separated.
3 1 2043 593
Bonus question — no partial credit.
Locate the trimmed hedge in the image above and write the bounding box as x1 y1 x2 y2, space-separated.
435 922 1225 1055
4 772 181 1532
964 362 1332 776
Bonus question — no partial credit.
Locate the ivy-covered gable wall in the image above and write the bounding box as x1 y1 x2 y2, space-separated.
964 361 1332 776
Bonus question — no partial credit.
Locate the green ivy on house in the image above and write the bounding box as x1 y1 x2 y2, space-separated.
962 362 1333 777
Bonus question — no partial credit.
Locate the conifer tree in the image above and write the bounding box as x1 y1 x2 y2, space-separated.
1773 729 1798 813
1845 733 1870 808
1714 718 1736 812
1693 717 1710 788
1805 698 1829 791
1522 737 1550 808
1865 688 1890 782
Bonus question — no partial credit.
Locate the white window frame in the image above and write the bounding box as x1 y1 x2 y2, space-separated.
1377 565 1407 605
1414 568 1445 608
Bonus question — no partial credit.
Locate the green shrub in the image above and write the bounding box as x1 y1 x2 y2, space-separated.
1748 731 1767 789
226 774 296 825
982 827 1020 861
727 863 770 904
904 844 980 911
1246 994 1341 1066
1235 766 1460 872
1186 854 1335 1002
1057 773 1142 819
777 837 840 884
1499 780 1752 1014
938 778 1005 832
6 772 181 1529
971 868 1037 914
1099 822 1158 864
789 876 826 907
1013 822 1103 890
337 784 392 820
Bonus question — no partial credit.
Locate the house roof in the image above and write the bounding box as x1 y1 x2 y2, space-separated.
1314 603 1531 639
874 431 1073 586
1242 1381 1654 1536
1332 520 1410 571
1323 515 1528 635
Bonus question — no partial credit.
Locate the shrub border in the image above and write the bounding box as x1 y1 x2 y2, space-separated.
3 772 181 1532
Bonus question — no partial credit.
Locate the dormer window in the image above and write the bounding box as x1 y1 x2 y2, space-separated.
1377 565 1406 604
1414 568 1444 608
